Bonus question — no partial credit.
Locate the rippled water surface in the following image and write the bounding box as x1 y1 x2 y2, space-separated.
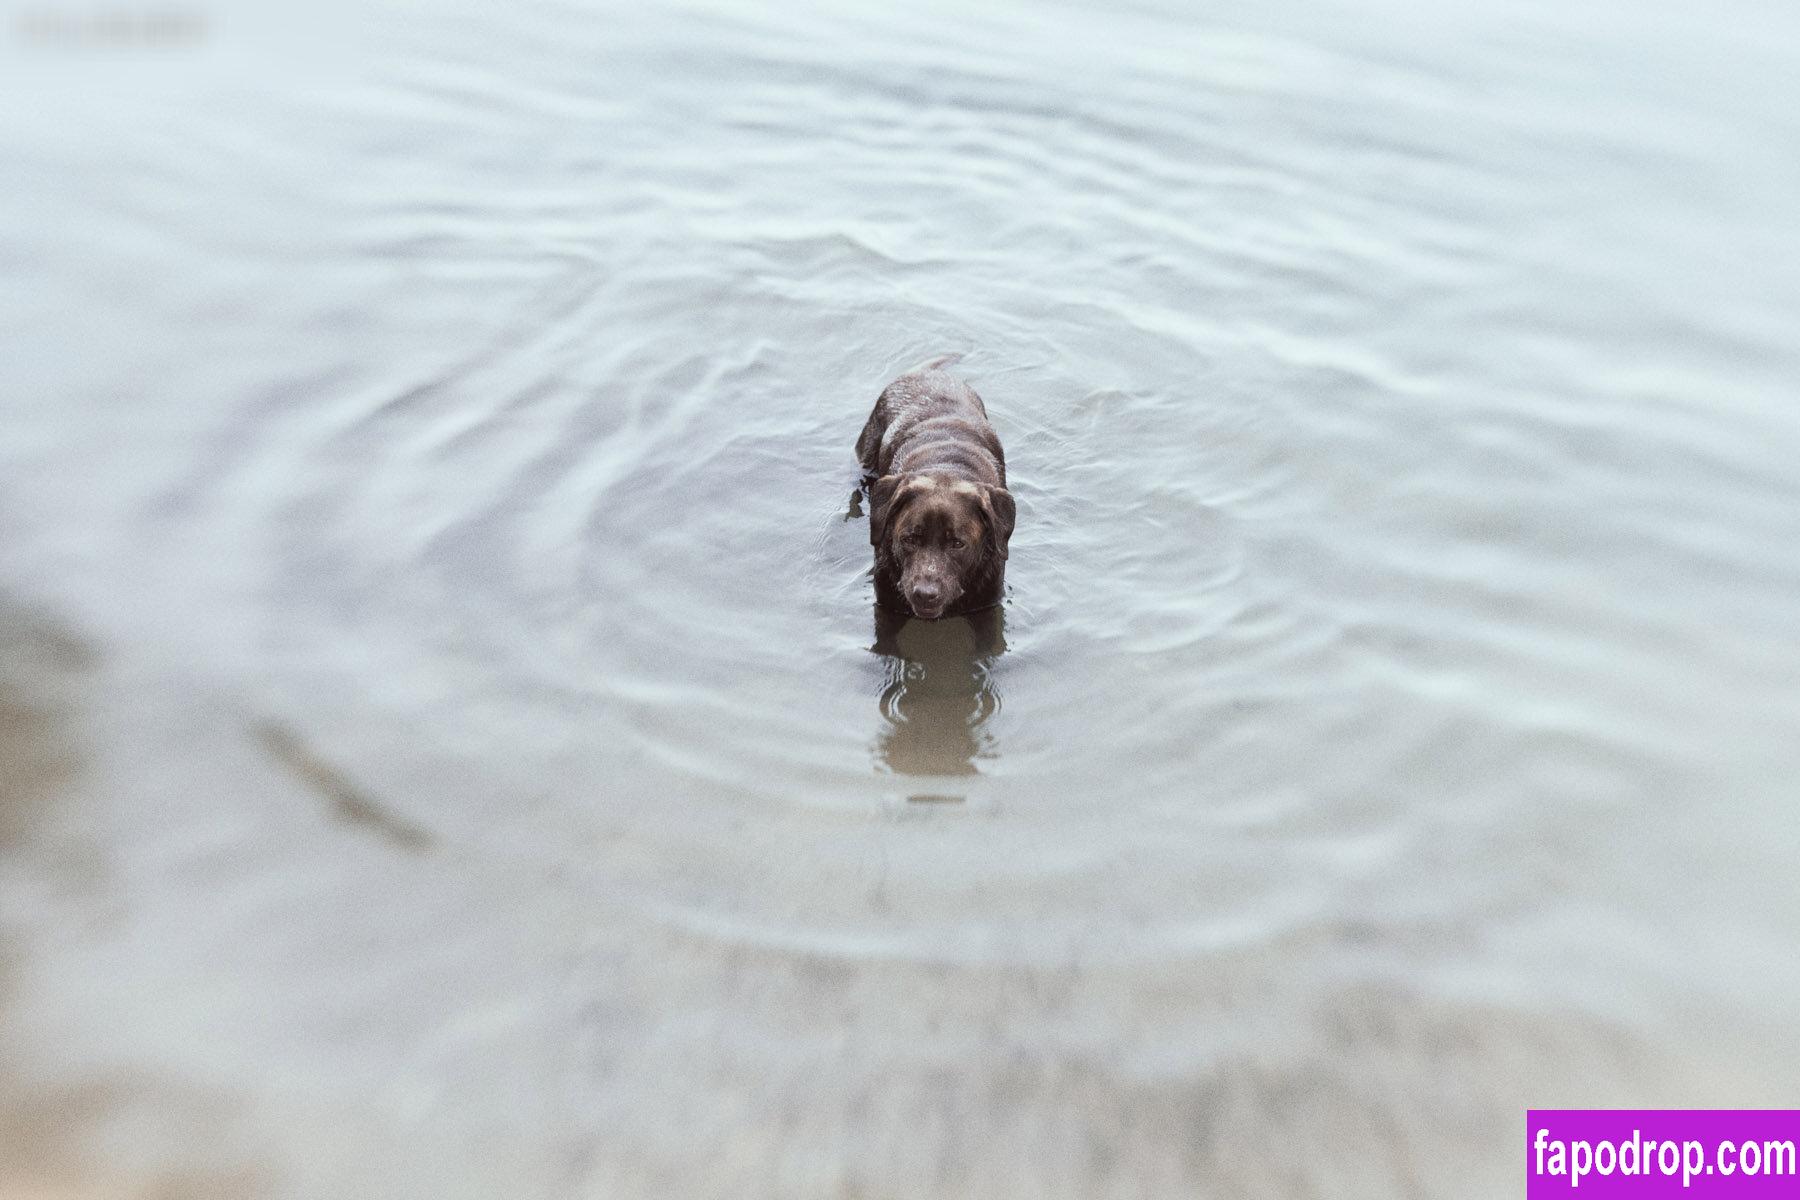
4 0 1800 1195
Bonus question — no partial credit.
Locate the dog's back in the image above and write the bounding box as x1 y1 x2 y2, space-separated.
857 357 1006 488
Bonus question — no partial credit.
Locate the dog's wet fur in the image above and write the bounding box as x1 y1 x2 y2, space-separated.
858 356 1016 620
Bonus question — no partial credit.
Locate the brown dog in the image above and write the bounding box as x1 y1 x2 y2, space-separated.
857 356 1016 619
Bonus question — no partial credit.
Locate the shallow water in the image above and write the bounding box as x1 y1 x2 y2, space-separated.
4 0 1800 1194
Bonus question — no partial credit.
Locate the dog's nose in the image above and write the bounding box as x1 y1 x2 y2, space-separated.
909 583 943 610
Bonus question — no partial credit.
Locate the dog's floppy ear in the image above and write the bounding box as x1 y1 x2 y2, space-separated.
869 473 922 547
980 485 1016 559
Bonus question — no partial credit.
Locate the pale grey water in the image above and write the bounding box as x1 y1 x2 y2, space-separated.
3 0 1799 1195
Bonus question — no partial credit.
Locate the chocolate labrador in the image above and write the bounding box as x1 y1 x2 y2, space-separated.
857 356 1016 619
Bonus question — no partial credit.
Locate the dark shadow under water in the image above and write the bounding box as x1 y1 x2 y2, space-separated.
870 604 1006 791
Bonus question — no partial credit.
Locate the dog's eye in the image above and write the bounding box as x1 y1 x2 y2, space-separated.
948 538 965 550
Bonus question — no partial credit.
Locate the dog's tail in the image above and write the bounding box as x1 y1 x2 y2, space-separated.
908 351 965 374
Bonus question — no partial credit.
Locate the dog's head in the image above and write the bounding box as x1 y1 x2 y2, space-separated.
869 473 1016 619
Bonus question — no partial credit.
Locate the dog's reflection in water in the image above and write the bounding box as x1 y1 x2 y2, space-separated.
871 604 1006 790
